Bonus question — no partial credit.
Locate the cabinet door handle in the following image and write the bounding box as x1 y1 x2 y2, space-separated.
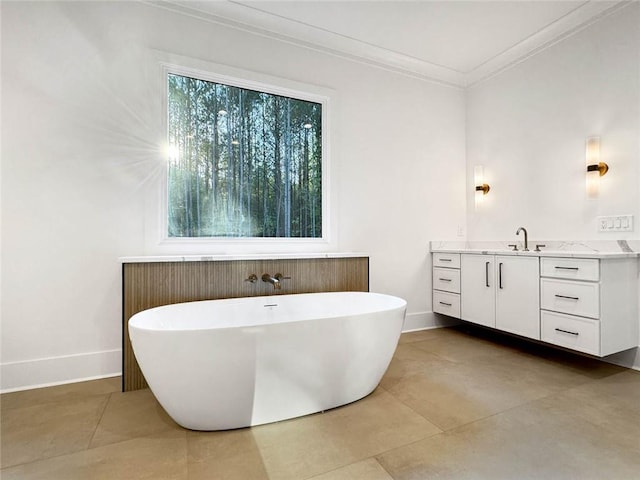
485 261 490 287
438 278 452 282
498 263 503 289
554 266 579 270
439 301 452 306
555 328 579 336
555 294 580 301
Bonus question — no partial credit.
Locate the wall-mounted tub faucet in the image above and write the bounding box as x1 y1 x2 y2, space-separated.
516 227 529 251
274 273 291 283
262 273 282 290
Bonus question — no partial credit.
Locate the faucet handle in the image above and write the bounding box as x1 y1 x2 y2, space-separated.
244 274 258 283
274 273 291 281
508 244 518 251
535 244 546 252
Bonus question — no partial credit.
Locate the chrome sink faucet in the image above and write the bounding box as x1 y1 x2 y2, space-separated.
516 227 529 251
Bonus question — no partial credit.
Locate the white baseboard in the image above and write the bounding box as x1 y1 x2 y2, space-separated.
403 311 461 332
1 349 122 393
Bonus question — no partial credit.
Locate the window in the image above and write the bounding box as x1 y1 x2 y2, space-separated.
166 71 324 239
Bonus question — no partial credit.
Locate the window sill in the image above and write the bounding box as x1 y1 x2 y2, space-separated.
119 252 367 263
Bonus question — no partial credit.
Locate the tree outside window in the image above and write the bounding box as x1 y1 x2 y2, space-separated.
167 73 322 238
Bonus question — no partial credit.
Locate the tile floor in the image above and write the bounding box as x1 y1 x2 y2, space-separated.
2 325 639 479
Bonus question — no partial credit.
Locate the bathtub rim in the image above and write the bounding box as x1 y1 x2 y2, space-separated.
129 291 406 332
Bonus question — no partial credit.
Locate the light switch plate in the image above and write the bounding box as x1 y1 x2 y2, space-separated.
597 215 634 232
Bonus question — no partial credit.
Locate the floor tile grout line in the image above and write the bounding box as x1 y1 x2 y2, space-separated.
374 454 400 480
378 383 449 434
300 455 398 480
86 392 112 451
435 372 640 442
0 390 117 471
369 393 549 469
406 336 528 365
380 363 598 437
1 423 184 473
289 387 445 480
371 384 456 464
426 383 596 439
300 458 362 480
1 428 105 472
184 432 191 480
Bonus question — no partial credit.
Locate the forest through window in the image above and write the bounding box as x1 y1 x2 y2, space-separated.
167 72 323 238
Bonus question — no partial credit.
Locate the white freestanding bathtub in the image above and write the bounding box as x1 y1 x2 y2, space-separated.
128 291 406 431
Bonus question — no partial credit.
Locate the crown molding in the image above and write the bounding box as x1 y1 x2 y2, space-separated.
465 1 633 87
147 0 631 89
147 0 465 87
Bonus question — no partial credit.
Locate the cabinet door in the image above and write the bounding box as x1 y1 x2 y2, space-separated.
496 255 540 339
461 254 495 327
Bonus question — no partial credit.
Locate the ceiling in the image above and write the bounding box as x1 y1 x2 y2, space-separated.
159 0 627 87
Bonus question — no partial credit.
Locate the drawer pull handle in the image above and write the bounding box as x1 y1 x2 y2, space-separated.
438 278 452 282
485 261 490 287
554 266 579 270
555 294 580 301
439 258 453 262
555 328 579 336
439 301 452 306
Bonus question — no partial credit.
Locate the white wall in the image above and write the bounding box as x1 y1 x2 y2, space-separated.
466 4 640 368
466 4 639 241
0 2 466 390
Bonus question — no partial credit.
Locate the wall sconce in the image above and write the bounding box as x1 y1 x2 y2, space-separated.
474 165 490 209
586 136 608 197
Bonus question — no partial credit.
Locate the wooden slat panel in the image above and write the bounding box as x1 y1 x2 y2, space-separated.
122 257 368 391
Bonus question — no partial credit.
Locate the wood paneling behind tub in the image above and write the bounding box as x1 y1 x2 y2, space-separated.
122 257 369 391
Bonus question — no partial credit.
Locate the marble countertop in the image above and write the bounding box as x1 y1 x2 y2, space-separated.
119 252 368 263
430 240 640 259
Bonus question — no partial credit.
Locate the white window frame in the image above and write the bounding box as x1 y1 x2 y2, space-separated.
156 55 332 253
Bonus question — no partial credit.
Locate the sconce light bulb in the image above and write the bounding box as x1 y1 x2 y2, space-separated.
473 165 490 209
586 169 599 197
586 136 600 166
585 136 607 197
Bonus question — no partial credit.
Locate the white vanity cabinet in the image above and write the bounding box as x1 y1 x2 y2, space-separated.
461 254 495 327
432 253 461 318
433 245 639 357
540 257 638 356
495 255 540 340
460 254 539 338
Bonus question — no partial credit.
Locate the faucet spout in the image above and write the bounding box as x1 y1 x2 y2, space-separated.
261 273 281 290
516 227 529 251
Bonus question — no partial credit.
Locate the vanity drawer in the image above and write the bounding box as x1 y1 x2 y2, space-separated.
433 290 460 318
541 310 600 356
540 257 599 281
433 253 460 269
433 267 460 293
541 278 600 319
